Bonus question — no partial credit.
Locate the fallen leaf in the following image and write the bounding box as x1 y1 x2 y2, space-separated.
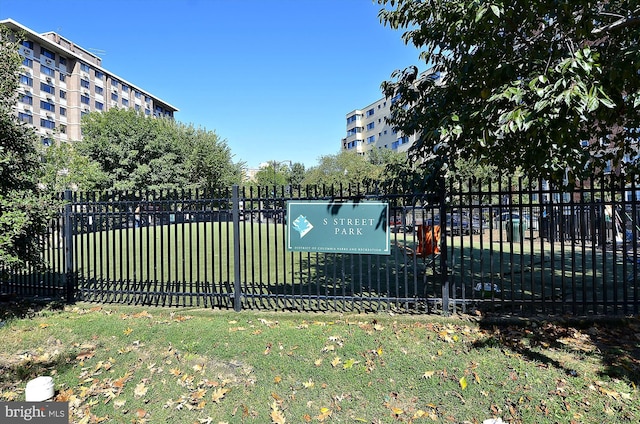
133 310 152 319
343 358 359 369
422 371 435 379
459 376 468 390
316 407 332 421
123 327 133 336
134 382 148 398
274 375 282 384
76 350 95 361
211 387 229 403
270 400 286 424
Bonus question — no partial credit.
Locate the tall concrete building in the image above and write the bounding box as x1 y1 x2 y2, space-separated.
341 70 441 157
2 18 178 146
341 96 415 156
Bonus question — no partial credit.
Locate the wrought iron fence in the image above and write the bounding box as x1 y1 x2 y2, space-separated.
1 177 639 316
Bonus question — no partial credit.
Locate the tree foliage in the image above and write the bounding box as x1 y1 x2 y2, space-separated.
39 142 108 192
378 0 640 185
0 27 56 269
302 150 405 188
252 161 294 187
77 108 245 192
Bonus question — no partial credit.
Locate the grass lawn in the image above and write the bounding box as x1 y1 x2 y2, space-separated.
1 301 638 423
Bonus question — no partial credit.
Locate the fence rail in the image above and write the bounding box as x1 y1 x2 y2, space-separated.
2 177 639 316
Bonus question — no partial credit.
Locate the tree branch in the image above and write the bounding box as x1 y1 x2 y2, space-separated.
592 13 640 35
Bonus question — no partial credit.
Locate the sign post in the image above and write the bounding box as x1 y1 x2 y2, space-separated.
286 201 390 255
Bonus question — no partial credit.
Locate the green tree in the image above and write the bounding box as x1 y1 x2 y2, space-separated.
77 108 244 192
0 27 56 268
253 161 292 187
39 142 108 192
184 125 245 191
378 0 640 185
302 151 381 187
289 162 306 186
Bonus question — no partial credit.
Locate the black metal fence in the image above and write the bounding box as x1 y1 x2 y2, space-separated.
2 177 640 316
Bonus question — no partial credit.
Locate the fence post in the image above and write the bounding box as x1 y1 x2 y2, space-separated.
232 185 243 311
63 190 75 302
439 178 450 315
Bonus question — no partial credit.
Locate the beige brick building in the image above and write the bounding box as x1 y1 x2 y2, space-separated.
2 18 178 146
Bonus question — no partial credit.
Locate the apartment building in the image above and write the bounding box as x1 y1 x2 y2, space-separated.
2 18 178 146
341 96 415 156
341 70 442 156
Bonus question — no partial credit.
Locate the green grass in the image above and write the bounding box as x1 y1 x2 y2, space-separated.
1 302 638 423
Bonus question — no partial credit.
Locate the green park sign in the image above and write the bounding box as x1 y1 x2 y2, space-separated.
286 200 390 254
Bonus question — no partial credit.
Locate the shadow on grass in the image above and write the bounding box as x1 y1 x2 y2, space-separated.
0 297 66 321
473 316 640 386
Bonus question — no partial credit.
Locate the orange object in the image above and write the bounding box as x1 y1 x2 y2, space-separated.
415 224 441 257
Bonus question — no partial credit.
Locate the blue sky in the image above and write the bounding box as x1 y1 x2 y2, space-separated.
0 0 422 170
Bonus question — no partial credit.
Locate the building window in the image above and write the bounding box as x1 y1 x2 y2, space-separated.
81 95 90 105
347 127 363 136
80 63 90 73
59 124 66 134
20 74 33 86
59 90 66 99
95 101 103 110
40 100 55 111
41 47 55 60
21 40 33 49
111 92 118 101
81 79 90 88
111 79 119 87
40 118 55 129
40 82 55 94
41 65 55 76
22 57 33 67
134 91 141 99
59 73 65 82
59 57 66 66
122 84 129 93
95 86 103 95
144 95 151 103
135 104 140 111
60 107 66 116
95 70 104 80
346 113 362 124
145 108 150 115
20 94 33 105
367 135 375 143
122 98 129 107
81 111 89 118
366 108 375 117
366 122 375 130
18 112 33 124
42 138 52 147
